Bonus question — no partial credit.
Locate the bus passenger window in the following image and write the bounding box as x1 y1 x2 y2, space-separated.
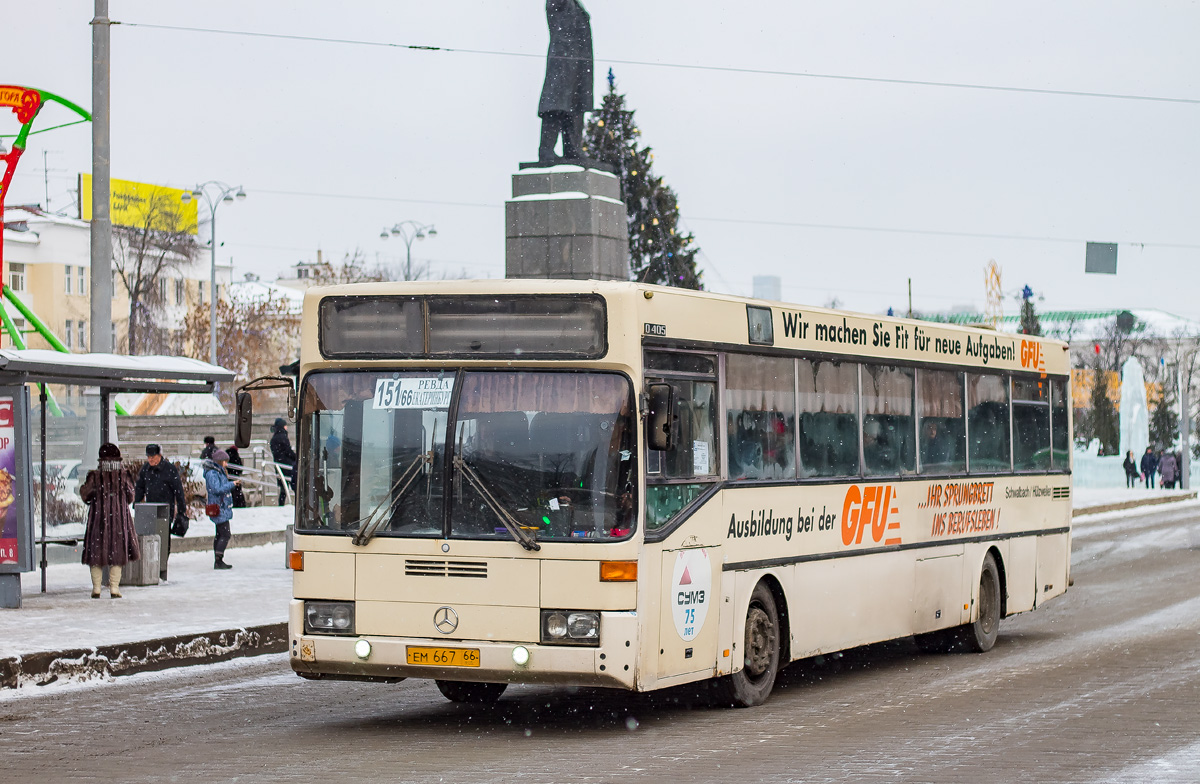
1050 378 1070 468
862 364 915 476
797 359 859 477
1013 378 1051 471
646 483 707 531
654 379 718 479
725 354 796 481
918 369 965 474
968 373 1011 472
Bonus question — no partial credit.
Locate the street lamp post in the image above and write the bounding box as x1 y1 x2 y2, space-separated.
182 182 246 365
380 221 437 280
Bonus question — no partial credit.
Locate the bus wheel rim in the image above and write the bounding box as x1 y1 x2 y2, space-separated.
744 605 774 678
979 569 997 635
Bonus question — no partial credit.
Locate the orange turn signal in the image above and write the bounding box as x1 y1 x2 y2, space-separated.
288 551 304 571
600 560 637 582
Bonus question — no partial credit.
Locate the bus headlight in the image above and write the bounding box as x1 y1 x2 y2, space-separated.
305 601 356 635
541 610 600 646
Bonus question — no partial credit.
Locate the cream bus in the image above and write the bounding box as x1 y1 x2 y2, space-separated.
237 280 1072 707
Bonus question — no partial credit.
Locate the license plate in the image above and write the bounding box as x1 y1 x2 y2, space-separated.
406 646 481 667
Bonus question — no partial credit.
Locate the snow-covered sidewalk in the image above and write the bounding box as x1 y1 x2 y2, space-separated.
5 542 290 660
1072 487 1196 515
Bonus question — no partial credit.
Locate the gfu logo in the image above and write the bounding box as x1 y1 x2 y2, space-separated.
1020 339 1046 373
841 484 902 547
671 549 712 641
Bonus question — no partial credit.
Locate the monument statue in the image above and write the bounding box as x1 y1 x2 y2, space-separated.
537 0 593 162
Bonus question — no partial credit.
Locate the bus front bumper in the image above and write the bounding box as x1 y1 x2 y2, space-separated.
288 608 639 690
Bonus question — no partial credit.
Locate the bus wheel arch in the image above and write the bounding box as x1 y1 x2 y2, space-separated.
916 550 1002 655
960 550 1002 653
758 572 791 666
987 545 1009 618
712 577 785 708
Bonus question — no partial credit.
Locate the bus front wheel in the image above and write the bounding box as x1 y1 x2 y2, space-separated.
435 680 508 704
712 582 781 708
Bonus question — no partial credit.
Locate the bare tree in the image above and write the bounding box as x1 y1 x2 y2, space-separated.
182 289 300 409
1081 314 1157 374
308 248 389 285
112 190 197 354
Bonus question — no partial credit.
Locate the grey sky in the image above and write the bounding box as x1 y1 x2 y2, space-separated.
6 2 1199 321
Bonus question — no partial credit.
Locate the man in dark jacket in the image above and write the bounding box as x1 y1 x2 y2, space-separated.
135 444 188 574
1140 446 1159 489
270 418 297 505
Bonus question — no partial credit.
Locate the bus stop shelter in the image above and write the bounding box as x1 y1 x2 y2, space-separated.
0 349 235 608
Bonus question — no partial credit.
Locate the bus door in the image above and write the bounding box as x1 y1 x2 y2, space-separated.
658 546 721 679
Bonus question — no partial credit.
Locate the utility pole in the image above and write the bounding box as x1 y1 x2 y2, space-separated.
89 0 113 354
907 278 912 319
1181 367 1191 489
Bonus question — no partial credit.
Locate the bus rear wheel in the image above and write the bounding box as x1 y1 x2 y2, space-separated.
711 582 781 708
916 552 1001 654
435 680 508 704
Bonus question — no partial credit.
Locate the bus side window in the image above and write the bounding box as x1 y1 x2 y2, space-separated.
656 379 718 479
1050 378 1070 468
862 364 915 476
918 369 966 474
725 354 796 481
968 373 1011 472
797 359 859 477
1013 378 1051 471
645 376 718 531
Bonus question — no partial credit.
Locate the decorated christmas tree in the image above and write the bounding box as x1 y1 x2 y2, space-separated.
1018 286 1042 336
584 70 703 289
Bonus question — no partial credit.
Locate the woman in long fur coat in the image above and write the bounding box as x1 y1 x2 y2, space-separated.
79 443 140 598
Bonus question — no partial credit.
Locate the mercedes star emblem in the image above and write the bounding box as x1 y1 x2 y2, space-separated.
434 606 459 635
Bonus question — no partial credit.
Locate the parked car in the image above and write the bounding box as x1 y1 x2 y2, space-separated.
32 458 87 523
32 459 83 497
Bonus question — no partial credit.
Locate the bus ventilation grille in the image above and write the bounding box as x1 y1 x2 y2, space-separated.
405 559 488 579
1052 486 1071 499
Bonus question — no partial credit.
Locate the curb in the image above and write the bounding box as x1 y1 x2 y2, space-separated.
1072 491 1197 517
170 530 286 553
0 622 287 690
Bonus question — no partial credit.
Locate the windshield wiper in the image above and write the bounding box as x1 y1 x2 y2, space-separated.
452 455 541 551
351 452 432 547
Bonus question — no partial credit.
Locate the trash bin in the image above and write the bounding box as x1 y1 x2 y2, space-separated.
134 503 171 582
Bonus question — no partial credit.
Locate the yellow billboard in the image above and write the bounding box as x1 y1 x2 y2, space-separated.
79 174 199 235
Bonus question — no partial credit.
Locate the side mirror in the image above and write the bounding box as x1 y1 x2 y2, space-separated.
234 391 253 449
646 383 675 451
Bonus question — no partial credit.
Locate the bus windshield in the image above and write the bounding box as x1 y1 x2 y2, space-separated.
298 370 637 542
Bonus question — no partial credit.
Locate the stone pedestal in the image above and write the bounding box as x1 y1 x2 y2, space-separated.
506 164 630 281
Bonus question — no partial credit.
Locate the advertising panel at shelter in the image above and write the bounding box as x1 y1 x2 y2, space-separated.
0 397 17 564
79 174 199 234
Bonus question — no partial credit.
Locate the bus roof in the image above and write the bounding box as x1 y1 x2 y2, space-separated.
301 279 1070 376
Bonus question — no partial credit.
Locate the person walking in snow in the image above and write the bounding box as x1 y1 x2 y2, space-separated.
204 449 239 570
1140 446 1159 489
199 435 217 461
1123 451 1139 488
79 443 140 598
269 418 296 506
135 443 188 529
1160 450 1178 489
225 444 248 508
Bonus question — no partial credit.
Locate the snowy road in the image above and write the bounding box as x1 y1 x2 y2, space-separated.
3 503 1199 783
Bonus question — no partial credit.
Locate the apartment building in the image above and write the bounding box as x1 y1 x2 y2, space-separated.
2 205 231 355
